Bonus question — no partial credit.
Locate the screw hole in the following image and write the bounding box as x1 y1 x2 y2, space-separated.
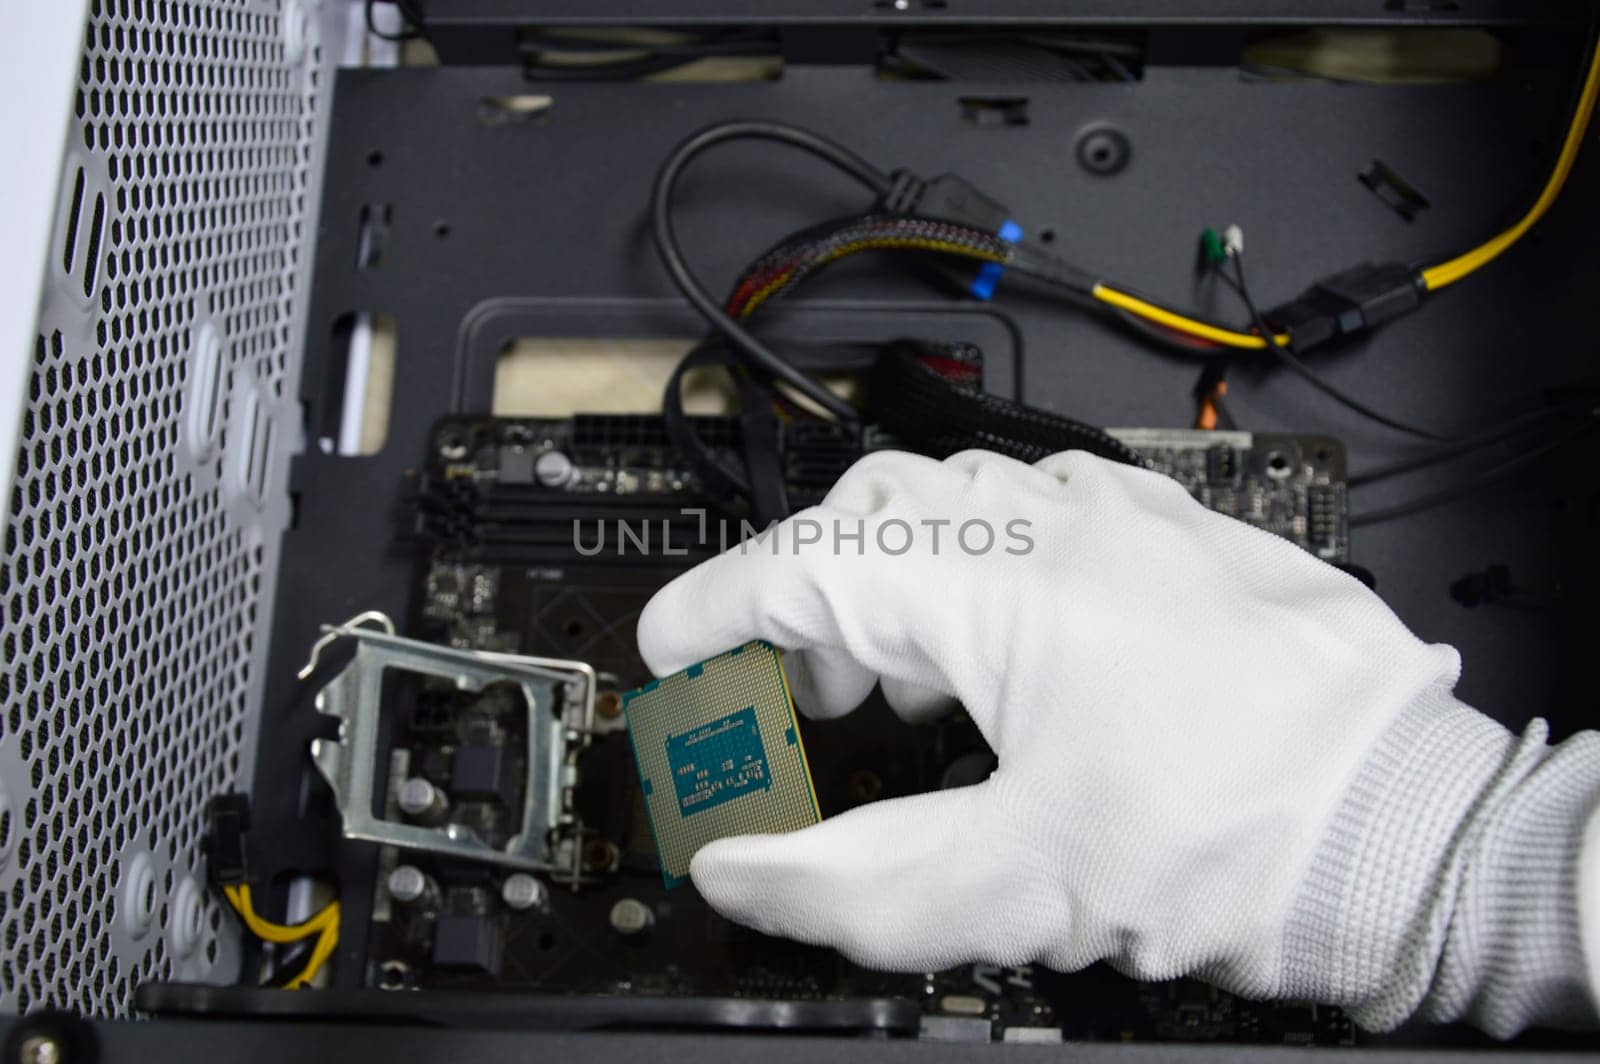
123 852 158 936
564 619 584 638
433 221 451 238
538 932 557 951
583 839 615 872
1076 125 1131 176
367 150 384 167
438 432 468 461
1039 227 1056 245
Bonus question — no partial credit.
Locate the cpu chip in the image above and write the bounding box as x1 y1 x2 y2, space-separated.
623 641 820 888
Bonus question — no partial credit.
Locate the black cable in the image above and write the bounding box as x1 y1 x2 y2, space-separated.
662 342 755 505
1351 419 1600 526
652 122 894 421
1351 395 1599 486
868 343 1147 468
263 941 313 988
650 118 1585 466
649 120 1226 394
740 382 791 528
1010 246 1260 341
1224 255 1600 463
1228 253 1444 441
728 215 1015 321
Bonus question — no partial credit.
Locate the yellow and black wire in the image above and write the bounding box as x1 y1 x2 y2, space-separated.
1089 283 1287 351
702 31 1598 359
222 883 340 990
1097 35 1599 346
657 33 1599 468
1420 39 1600 292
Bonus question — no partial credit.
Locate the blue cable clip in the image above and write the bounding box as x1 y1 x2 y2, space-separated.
969 219 1023 301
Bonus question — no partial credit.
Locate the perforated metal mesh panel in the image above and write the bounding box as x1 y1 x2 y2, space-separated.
0 0 334 1016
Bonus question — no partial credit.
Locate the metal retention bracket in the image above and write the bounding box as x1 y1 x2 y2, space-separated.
305 613 597 872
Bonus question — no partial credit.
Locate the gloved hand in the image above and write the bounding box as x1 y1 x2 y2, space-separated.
636 449 1584 1033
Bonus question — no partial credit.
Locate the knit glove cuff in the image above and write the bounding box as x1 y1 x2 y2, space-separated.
1282 682 1600 1036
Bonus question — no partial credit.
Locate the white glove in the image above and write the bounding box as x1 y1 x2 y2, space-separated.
636 449 1599 1034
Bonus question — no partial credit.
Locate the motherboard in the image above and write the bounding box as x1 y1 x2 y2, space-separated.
356 411 1355 1044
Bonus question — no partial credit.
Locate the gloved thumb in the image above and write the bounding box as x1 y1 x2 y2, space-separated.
690 780 1052 972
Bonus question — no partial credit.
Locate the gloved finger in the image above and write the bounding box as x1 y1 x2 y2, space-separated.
636 450 1024 712
824 449 1065 517
878 675 961 724
812 449 952 516
1030 448 1094 482
782 646 879 721
690 780 1059 971
1033 449 1197 515
637 451 1005 677
637 515 968 709
635 512 841 677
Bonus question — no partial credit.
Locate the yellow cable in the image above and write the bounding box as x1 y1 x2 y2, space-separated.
223 883 341 988
739 268 798 319
738 233 1282 351
742 48 1599 345
1103 40 1598 338
224 884 337 942
284 916 341 989
1091 283 1290 350
1421 42 1600 291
